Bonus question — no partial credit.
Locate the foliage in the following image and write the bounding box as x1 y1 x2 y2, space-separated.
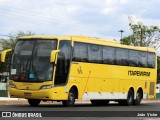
120 35 136 46
120 18 160 50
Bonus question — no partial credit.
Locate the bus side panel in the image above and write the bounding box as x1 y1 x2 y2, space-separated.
69 62 156 100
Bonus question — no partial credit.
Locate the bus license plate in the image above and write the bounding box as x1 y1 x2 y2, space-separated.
24 92 31 96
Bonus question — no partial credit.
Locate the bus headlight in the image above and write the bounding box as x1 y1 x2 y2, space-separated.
40 84 54 90
8 83 17 88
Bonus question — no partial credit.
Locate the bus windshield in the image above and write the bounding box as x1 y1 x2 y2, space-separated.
10 39 57 82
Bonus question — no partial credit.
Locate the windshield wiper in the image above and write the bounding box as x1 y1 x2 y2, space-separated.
26 57 29 68
25 57 30 79
31 62 38 80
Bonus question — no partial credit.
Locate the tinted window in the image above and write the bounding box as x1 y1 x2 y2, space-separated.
59 40 72 61
54 40 72 85
138 51 147 67
73 42 88 62
129 50 138 67
148 52 155 68
88 44 102 63
116 48 128 66
11 40 57 82
103 46 116 64
73 41 156 69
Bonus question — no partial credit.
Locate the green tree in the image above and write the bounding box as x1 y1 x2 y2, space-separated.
120 17 160 49
0 31 35 73
120 35 136 46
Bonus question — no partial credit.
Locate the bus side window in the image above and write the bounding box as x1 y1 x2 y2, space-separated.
59 40 72 75
54 40 72 85
73 42 88 62
116 48 128 66
129 50 138 67
103 46 116 65
88 44 102 63
138 51 147 67
148 52 155 68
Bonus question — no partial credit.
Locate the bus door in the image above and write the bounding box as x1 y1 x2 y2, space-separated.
54 40 72 86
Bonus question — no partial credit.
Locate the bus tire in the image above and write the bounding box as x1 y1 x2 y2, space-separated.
62 89 76 107
125 89 134 106
133 89 143 105
90 100 109 106
28 99 41 107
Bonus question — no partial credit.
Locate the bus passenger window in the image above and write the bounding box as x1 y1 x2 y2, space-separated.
103 46 116 65
129 50 138 67
116 48 128 66
88 44 102 63
138 51 147 67
148 52 155 68
73 42 88 62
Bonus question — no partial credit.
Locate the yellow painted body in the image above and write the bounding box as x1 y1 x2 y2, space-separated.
7 35 157 100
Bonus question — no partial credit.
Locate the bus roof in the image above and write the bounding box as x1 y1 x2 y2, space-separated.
19 35 156 53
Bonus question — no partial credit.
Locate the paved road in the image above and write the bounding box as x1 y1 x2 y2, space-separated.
0 102 160 120
0 102 160 111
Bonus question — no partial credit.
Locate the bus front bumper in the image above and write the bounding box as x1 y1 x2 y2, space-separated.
9 87 68 100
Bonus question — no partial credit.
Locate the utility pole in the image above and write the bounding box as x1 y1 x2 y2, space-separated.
119 30 124 39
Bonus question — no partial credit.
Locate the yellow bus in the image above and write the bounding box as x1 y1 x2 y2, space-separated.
1 35 157 106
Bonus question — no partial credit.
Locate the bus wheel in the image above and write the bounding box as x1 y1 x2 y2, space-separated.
90 100 109 106
62 89 75 107
125 89 134 106
134 89 143 105
28 99 41 107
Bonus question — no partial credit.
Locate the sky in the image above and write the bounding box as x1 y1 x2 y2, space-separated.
0 0 160 41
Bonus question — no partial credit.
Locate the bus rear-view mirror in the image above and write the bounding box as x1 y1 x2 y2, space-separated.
1 49 12 62
50 50 60 63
